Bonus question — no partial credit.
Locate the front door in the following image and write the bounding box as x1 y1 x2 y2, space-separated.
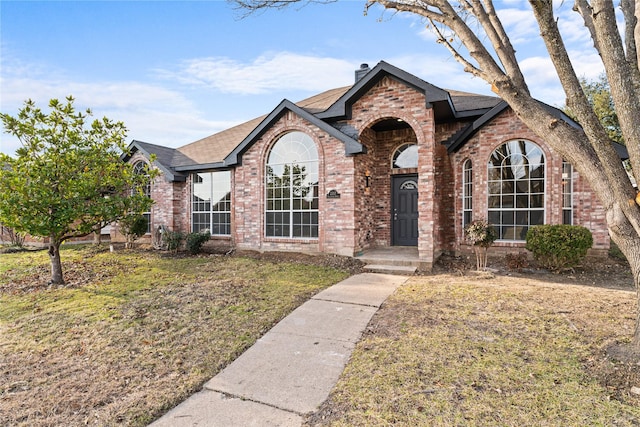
392 175 419 246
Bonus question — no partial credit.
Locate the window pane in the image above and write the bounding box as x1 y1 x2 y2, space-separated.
516 195 529 208
265 132 319 239
486 140 545 241
501 210 514 226
393 143 419 168
191 171 231 235
516 211 528 225
530 210 544 225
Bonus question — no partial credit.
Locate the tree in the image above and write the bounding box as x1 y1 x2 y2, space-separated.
233 0 640 347
566 74 623 145
0 97 156 284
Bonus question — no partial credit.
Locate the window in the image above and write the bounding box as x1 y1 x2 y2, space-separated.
463 159 473 228
392 143 418 169
133 161 151 233
192 170 231 235
487 140 545 241
265 132 319 238
562 161 573 225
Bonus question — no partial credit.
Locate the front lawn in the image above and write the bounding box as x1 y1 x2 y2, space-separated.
0 245 350 426
306 272 640 426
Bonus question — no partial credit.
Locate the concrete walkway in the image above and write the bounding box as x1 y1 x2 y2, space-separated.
149 273 408 427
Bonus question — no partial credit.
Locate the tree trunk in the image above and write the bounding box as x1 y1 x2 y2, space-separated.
611 229 640 346
48 240 64 285
93 231 101 245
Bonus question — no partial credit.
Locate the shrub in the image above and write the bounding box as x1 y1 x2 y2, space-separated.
163 230 184 254
465 219 498 271
525 224 593 271
505 252 529 271
1 225 25 247
186 230 211 255
119 214 148 249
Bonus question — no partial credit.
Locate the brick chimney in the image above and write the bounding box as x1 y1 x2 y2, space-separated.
355 63 370 83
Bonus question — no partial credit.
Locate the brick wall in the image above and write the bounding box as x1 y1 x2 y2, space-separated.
345 76 438 264
111 153 189 245
449 108 610 253
232 110 357 256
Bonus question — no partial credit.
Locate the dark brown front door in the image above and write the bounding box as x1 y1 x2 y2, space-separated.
392 175 418 246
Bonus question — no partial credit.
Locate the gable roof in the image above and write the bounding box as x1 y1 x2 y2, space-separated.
128 61 504 179
444 100 630 160
222 99 364 168
122 140 187 182
317 61 455 122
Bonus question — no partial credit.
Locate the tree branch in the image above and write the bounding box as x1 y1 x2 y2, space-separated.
620 0 640 91
582 0 640 182
430 18 485 78
467 0 529 92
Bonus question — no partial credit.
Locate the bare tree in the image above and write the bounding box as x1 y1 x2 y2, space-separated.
232 0 640 348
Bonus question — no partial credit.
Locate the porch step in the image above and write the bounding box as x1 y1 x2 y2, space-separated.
363 264 417 275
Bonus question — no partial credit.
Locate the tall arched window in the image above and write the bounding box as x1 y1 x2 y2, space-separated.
392 143 418 169
265 132 319 238
487 140 545 241
462 159 473 228
133 161 151 233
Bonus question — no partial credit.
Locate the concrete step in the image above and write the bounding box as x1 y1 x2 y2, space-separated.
363 264 417 275
357 257 422 267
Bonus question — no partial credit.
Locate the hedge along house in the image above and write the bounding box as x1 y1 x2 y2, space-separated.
118 61 627 268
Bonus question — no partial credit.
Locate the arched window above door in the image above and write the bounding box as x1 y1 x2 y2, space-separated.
392 143 418 169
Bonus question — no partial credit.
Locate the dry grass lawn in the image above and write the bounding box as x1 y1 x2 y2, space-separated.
0 245 352 426
3 244 640 427
306 268 640 426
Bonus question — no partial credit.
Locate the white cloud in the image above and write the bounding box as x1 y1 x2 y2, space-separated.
496 7 540 45
518 56 565 105
154 52 356 95
0 53 224 154
389 53 493 95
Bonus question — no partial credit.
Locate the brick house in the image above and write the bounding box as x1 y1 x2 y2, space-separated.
117 61 627 268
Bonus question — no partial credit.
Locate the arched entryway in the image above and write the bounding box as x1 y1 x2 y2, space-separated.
356 117 419 249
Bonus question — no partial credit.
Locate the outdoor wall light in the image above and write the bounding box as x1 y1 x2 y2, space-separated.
365 170 371 189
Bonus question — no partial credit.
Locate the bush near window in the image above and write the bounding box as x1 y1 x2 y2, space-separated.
525 224 593 271
163 230 184 254
186 230 211 255
119 214 149 249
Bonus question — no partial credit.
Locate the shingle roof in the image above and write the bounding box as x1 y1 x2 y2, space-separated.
447 89 502 114
175 116 266 168
123 140 187 182
171 86 353 169
128 61 505 178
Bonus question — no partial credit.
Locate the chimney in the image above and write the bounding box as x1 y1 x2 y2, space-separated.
355 63 370 83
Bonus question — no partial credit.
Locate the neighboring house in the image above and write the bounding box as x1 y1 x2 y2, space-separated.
117 61 627 268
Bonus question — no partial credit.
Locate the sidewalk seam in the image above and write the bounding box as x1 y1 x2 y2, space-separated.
203 388 306 417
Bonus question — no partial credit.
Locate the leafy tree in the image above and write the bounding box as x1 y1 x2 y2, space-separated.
0 96 156 284
234 0 640 348
566 74 623 144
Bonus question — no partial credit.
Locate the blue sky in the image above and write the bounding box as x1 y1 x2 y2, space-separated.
0 0 606 155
